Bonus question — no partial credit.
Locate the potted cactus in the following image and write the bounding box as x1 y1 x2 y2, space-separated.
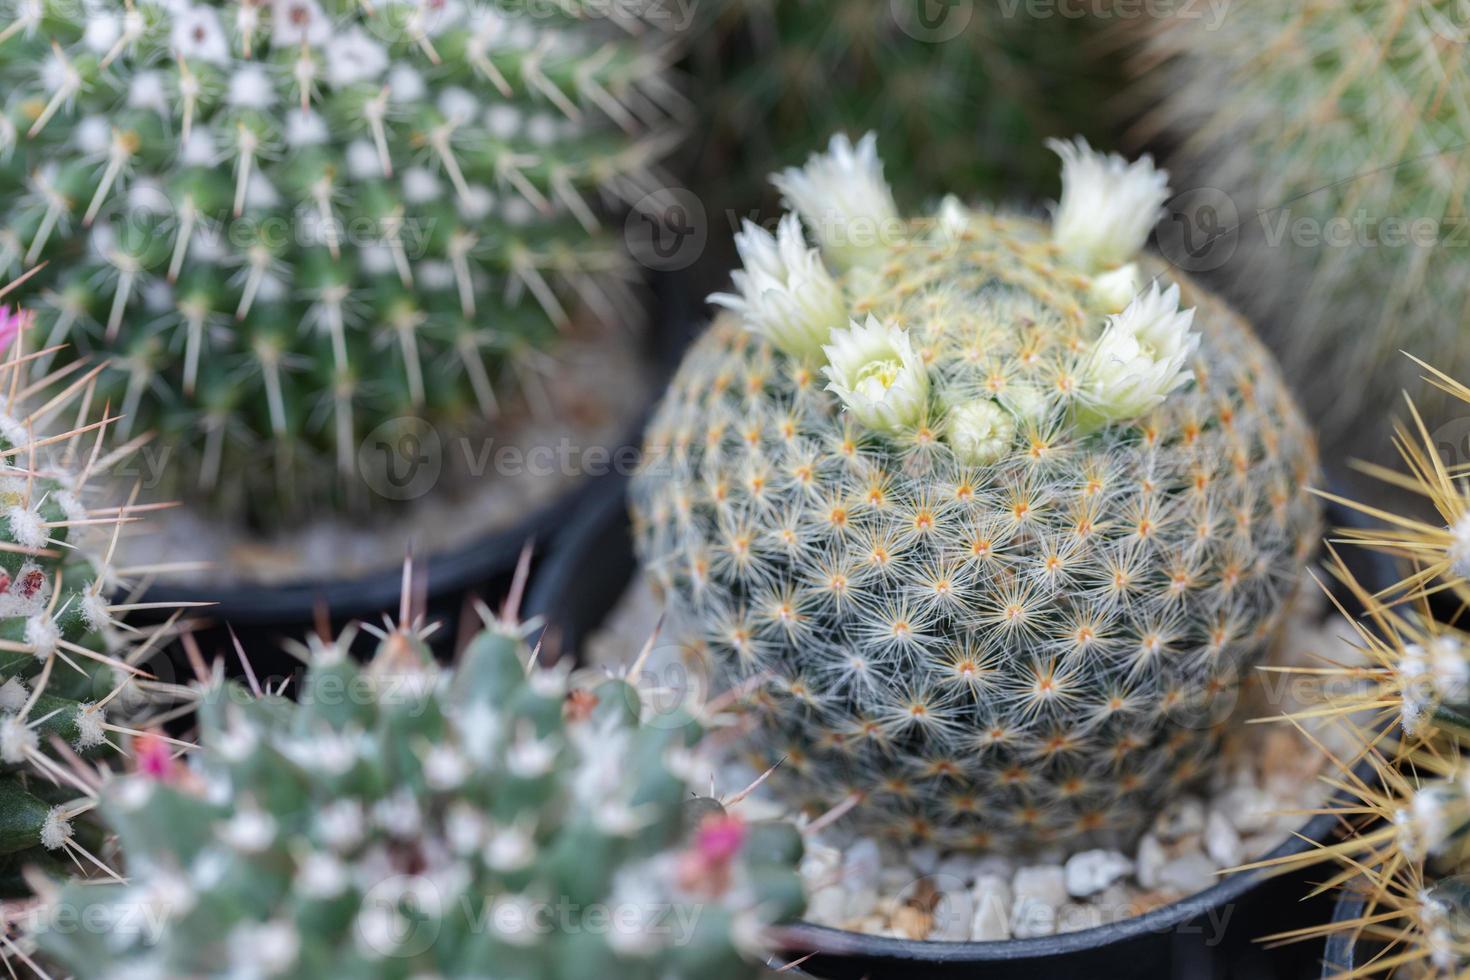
0 275 195 911
1238 360 1470 978
0 0 683 629
26 563 814 978
614 132 1383 976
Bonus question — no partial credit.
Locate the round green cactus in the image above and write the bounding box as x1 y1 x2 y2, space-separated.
34 599 806 978
0 279 191 896
0 0 677 525
630 135 1320 850
1127 0 1470 471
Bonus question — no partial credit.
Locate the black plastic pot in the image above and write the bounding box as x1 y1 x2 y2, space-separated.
1321 889 1367 977
130 274 704 667
526 478 1395 980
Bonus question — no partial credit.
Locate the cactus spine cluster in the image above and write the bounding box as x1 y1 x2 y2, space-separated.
1128 0 1470 473
0 0 678 524
687 0 1113 211
35 577 806 978
630 134 1320 850
1259 361 1470 977
0 274 193 898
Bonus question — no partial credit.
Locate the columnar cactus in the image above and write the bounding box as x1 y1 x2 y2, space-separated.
0 276 191 896
687 0 1113 210
0 0 679 524
1261 362 1470 977
35 593 806 977
1127 0 1470 476
630 134 1320 850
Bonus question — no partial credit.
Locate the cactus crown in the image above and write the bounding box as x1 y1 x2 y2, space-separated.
34 575 806 978
630 134 1320 850
1131 0 1470 463
0 273 192 897
0 0 677 524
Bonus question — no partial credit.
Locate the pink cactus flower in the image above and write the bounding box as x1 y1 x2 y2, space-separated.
676 811 747 896
133 730 180 783
0 307 31 353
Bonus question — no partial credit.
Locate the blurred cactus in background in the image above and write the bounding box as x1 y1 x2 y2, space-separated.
685 0 1116 216
630 134 1320 850
0 272 194 899
34 572 807 978
1127 0 1470 484
0 0 682 526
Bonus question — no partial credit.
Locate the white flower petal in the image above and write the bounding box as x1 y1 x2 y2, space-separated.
1077 282 1199 428
822 315 929 433
947 399 1015 466
772 133 902 271
709 215 847 359
1049 137 1170 272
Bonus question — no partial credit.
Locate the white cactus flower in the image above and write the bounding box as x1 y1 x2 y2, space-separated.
947 398 1015 466
708 215 848 359
935 195 971 239
1089 262 1142 313
1048 137 1170 272
1448 511 1470 580
822 315 929 433
1077 282 1199 429
772 132 902 271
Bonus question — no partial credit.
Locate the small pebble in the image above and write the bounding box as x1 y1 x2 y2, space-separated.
1010 866 1066 939
1064 849 1134 898
935 854 979 886
843 838 881 893
1153 797 1206 842
1217 782 1275 834
1204 809 1243 867
930 887 975 941
1158 853 1217 895
970 874 1012 941
1057 902 1105 934
1135 833 1167 890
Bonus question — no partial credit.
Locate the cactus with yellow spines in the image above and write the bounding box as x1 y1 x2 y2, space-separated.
630 134 1320 850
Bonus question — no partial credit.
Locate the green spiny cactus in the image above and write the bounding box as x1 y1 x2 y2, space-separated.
1255 362 1470 977
687 0 1115 212
630 134 1320 851
0 0 679 526
1126 0 1470 477
0 275 192 897
34 588 806 978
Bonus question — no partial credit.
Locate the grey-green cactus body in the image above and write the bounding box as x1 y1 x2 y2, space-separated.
37 620 805 978
631 208 1319 850
0 0 674 524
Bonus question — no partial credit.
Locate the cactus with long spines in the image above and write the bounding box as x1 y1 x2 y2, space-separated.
630 134 1320 850
0 0 680 525
0 273 194 898
1127 0 1470 480
1247 362 1470 977
33 575 807 978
